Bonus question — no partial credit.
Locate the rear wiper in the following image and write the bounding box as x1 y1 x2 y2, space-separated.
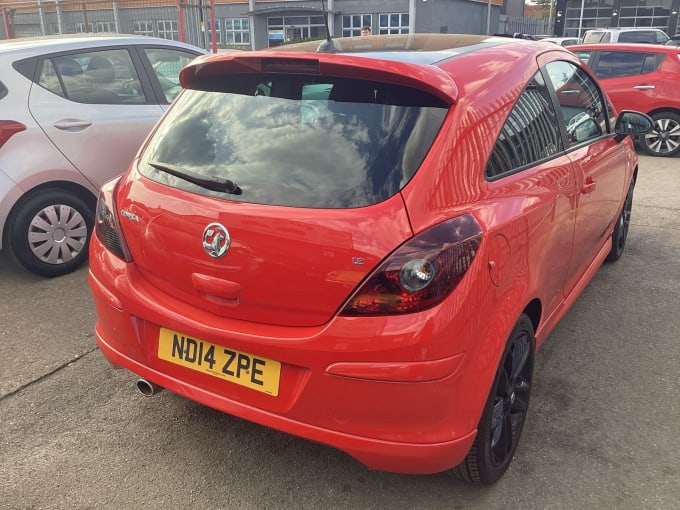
148 161 242 195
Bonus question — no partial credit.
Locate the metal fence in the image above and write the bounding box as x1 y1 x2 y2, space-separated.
499 15 553 37
1 1 556 49
1 0 221 50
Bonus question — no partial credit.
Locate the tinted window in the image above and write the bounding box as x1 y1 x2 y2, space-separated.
0 80 7 101
573 50 591 65
545 61 608 147
617 30 666 44
139 74 448 208
37 49 146 104
595 51 660 79
486 73 561 178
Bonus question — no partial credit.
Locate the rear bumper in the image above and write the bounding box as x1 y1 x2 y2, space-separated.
96 327 477 474
88 236 500 474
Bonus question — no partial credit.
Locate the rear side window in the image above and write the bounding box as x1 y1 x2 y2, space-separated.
486 73 561 179
37 49 147 104
0 80 7 101
139 73 449 208
595 51 660 79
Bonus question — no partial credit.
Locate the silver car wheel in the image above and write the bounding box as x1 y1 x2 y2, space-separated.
643 114 680 157
28 204 88 265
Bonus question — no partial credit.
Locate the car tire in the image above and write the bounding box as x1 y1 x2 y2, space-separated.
640 111 680 157
606 179 634 262
5 189 94 277
451 314 534 485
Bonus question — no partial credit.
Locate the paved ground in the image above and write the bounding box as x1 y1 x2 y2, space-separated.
1 154 678 509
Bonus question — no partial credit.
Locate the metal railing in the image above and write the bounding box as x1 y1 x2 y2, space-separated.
1 0 221 51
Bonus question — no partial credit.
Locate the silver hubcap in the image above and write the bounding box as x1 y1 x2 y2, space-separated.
28 204 87 265
644 118 680 155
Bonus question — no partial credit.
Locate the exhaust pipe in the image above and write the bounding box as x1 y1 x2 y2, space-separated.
136 378 163 397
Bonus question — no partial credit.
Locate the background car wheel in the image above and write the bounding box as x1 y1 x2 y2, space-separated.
606 179 635 262
641 112 680 157
451 314 534 485
5 189 94 277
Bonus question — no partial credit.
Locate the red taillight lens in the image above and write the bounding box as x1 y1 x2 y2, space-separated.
95 179 132 262
341 215 482 316
0 121 27 149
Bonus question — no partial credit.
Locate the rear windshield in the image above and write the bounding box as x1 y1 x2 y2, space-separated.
138 73 448 208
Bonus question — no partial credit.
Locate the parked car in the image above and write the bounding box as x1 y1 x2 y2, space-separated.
542 36 580 46
581 27 670 45
666 35 680 47
89 33 650 485
569 42 680 157
0 34 206 276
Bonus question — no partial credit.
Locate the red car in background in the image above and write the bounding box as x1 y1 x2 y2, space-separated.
88 34 651 484
569 42 680 157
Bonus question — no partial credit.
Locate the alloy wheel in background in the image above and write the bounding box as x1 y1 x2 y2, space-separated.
641 112 680 157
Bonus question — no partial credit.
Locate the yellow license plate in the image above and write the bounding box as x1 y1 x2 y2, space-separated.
157 328 281 396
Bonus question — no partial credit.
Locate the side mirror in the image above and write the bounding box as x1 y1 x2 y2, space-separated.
614 111 654 141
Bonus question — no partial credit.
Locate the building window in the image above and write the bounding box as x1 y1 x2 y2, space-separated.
133 21 154 37
564 0 615 37
75 21 114 33
267 16 326 47
342 14 372 37
618 0 671 30
158 20 179 41
207 19 222 45
378 13 409 35
225 18 249 46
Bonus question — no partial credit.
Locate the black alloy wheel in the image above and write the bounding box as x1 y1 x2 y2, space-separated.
606 179 635 262
641 112 680 157
451 314 534 485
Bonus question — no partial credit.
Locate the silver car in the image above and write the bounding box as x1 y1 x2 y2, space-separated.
0 34 205 276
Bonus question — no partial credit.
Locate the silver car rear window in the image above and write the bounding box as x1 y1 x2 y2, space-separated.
138 73 449 208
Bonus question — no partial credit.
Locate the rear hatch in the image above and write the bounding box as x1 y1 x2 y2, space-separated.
116 53 452 327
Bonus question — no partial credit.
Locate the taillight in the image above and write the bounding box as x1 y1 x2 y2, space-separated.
95 179 132 262
0 121 27 149
341 215 482 316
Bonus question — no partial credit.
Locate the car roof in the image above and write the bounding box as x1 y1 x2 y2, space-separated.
0 33 205 56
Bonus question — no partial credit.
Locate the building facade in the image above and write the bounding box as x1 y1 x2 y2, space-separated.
554 0 679 37
0 0 505 49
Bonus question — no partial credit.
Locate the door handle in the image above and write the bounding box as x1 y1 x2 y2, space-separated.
54 119 93 130
632 85 655 90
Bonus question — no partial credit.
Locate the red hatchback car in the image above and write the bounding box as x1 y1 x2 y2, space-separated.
569 42 680 157
88 34 651 484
